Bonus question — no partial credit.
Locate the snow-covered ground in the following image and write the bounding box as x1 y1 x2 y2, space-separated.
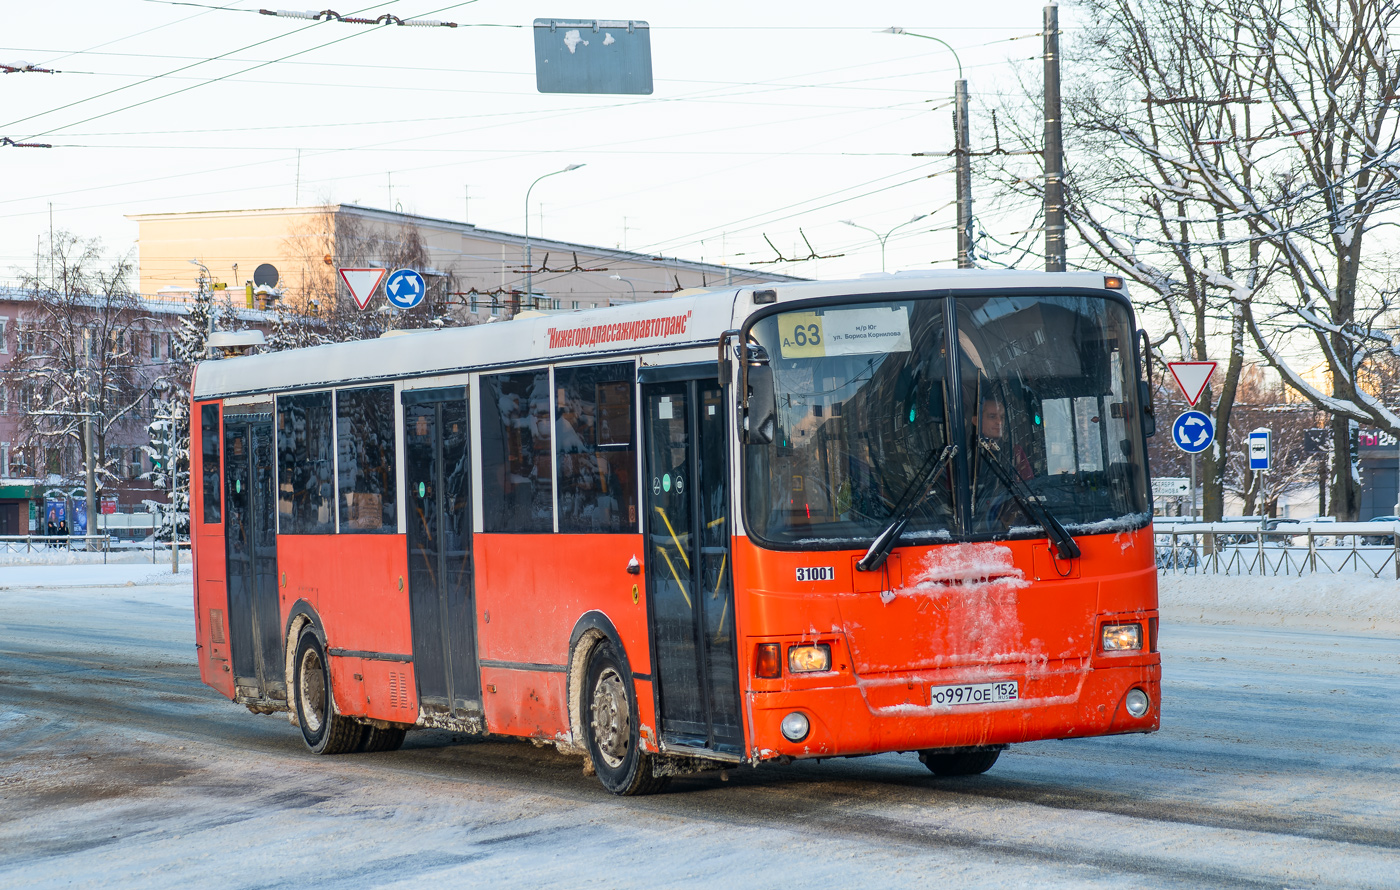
1159 572 1400 635
1 564 1397 888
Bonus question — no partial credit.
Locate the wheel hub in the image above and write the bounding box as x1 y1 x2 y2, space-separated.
590 667 630 769
299 648 326 734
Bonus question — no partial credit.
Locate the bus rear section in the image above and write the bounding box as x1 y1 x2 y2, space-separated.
188 273 1160 794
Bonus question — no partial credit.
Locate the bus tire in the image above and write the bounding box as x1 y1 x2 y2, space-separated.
584 640 668 796
293 630 365 755
359 726 407 753
918 746 1002 777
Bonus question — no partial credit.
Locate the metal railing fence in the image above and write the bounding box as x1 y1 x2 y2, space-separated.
1154 520 1400 579
0 535 191 565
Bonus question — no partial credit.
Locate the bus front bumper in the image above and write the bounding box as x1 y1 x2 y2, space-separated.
746 661 1161 761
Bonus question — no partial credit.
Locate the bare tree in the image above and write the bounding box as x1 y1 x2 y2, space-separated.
275 207 467 348
3 232 156 490
984 0 1400 519
1222 368 1321 516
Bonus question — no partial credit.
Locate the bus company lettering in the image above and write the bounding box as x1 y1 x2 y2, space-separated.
547 311 692 349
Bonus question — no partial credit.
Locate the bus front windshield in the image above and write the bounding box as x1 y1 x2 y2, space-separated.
743 293 1151 547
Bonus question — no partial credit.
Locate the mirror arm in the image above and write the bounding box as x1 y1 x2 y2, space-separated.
717 329 740 386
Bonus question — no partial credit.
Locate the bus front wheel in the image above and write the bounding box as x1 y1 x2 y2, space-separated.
584 641 668 796
918 746 1002 777
293 630 365 755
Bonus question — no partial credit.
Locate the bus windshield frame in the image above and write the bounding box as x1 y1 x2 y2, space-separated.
740 287 1152 550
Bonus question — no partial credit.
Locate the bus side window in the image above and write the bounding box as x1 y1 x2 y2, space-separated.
335 385 397 533
554 363 637 533
480 370 555 533
277 392 335 534
201 403 222 524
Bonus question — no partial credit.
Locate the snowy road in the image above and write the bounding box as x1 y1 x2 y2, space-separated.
1 574 1398 888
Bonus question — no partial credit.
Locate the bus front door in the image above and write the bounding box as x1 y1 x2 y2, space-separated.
402 388 481 719
224 413 282 700
643 378 743 756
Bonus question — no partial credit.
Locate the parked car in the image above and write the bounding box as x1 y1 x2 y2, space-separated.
1361 515 1400 546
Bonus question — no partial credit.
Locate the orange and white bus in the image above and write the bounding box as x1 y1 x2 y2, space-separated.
190 270 1161 794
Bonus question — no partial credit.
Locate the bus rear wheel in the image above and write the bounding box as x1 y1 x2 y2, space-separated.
918 746 1002 777
584 641 668 796
359 725 407 753
293 631 365 755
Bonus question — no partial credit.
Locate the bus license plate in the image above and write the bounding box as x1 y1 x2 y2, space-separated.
930 681 1019 706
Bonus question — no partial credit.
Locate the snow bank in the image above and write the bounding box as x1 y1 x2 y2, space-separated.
1159 573 1400 635
0 550 167 567
0 562 192 590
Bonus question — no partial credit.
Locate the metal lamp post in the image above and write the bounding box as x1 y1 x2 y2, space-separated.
840 215 929 272
524 164 585 309
609 274 639 303
882 29 972 268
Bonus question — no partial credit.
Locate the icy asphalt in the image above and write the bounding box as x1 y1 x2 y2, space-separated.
0 566 1397 888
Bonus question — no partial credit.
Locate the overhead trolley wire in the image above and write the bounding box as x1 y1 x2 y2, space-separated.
7 1 478 141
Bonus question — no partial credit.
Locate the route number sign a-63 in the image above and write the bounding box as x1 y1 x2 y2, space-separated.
776 306 912 359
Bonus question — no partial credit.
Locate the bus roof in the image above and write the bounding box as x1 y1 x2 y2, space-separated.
192 269 1119 399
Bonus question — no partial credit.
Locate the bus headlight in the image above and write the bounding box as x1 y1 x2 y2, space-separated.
1124 688 1150 718
1101 623 1143 652
780 712 810 742
788 644 831 673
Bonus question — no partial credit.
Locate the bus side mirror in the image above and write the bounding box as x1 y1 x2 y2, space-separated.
743 344 776 444
1139 380 1156 438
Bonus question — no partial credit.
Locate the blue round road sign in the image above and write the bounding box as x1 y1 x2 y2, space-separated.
1172 410 1215 453
384 268 426 310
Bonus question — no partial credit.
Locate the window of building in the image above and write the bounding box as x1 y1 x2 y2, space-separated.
150 332 159 360
277 391 334 534
0 387 7 415
555 363 637 533
481 370 553 533
335 385 397 533
167 333 174 362
201 403 222 524
0 317 8 353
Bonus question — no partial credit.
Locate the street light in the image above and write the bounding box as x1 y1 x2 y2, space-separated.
840 214 929 272
882 28 973 268
524 164 585 308
609 274 639 302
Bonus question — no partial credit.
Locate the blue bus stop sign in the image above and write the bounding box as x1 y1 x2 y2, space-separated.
1172 410 1215 453
384 268 426 310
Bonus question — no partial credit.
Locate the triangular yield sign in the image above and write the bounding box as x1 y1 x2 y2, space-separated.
1167 361 1217 407
338 268 387 310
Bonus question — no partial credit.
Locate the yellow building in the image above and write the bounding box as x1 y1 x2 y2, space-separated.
128 205 796 318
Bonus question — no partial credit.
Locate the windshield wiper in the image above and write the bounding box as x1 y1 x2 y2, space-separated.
857 444 956 573
975 438 1081 560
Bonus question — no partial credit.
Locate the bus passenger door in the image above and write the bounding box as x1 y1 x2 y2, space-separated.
403 388 481 718
642 377 743 756
224 412 282 699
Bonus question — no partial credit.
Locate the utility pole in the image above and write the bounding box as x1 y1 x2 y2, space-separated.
82 328 97 553
1044 3 1066 271
954 79 973 268
169 421 178 573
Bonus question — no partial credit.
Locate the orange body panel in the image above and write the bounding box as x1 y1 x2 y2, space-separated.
730 525 1161 759
480 667 569 739
276 534 413 656
276 534 417 719
474 533 649 672
190 400 235 699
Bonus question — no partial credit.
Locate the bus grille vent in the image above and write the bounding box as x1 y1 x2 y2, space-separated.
389 671 408 709
210 610 226 644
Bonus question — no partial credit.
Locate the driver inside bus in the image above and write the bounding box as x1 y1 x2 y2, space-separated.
972 395 1034 531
